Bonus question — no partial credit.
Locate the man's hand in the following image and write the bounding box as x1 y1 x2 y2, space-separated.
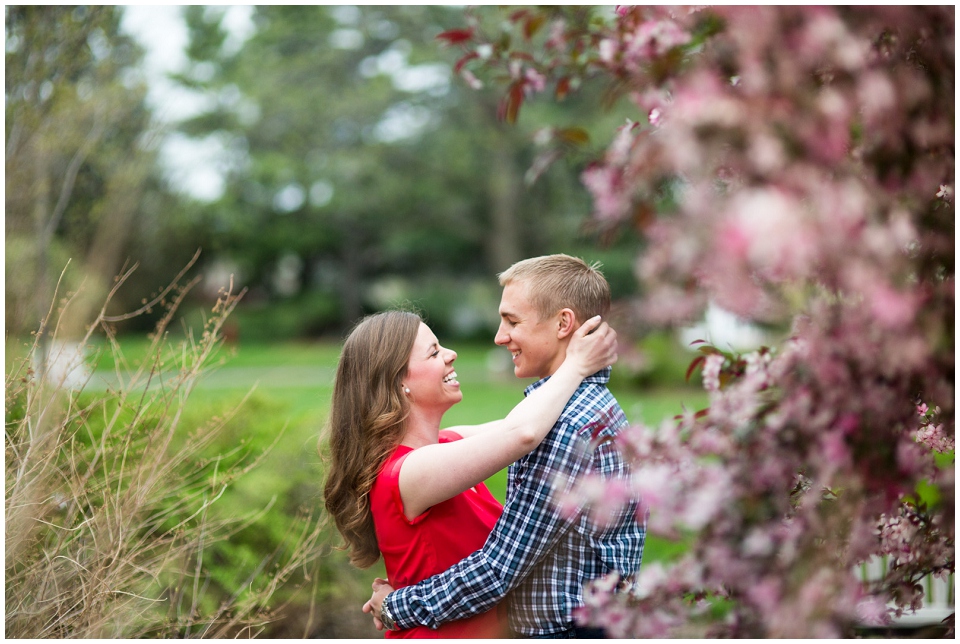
361 577 396 631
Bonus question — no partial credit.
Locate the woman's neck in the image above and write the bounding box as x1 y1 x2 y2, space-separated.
400 406 443 449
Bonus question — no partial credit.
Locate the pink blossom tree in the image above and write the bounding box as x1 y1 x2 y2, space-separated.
442 6 954 637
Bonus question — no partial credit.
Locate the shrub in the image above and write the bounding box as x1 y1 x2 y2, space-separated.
448 5 954 637
5 265 327 637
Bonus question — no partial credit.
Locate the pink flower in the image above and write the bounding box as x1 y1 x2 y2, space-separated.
716 221 751 261
896 438 932 479
916 423 954 453
634 562 668 599
741 528 775 557
632 463 675 511
868 283 917 329
748 132 785 173
581 164 630 221
460 69 483 90
857 71 896 124
524 67 546 93
702 353 723 392
632 87 671 113
821 432 850 467
936 184 952 201
625 19 691 62
726 187 816 280
546 19 567 51
599 38 618 63
608 121 637 165
836 413 859 435
597 603 632 638
747 578 781 614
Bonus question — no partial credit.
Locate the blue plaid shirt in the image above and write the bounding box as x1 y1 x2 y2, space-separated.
384 367 645 636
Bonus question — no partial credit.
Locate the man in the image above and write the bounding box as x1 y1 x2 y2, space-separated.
364 254 645 638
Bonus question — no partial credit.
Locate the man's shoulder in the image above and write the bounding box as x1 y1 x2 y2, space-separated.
548 382 626 446
566 380 624 420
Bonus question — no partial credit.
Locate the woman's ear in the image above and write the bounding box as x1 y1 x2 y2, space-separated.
556 308 577 339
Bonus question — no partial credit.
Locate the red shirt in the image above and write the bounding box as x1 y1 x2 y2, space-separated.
370 430 505 638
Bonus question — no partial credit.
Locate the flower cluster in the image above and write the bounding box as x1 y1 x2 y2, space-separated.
916 403 955 454
447 5 954 637
874 505 955 616
622 19 692 65
700 353 723 392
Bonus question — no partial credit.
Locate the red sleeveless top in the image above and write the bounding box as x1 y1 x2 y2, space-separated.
370 430 506 638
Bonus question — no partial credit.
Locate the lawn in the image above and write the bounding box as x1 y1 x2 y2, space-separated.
74 334 704 567
8 332 703 635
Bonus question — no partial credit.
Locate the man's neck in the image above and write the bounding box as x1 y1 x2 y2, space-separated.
545 353 569 380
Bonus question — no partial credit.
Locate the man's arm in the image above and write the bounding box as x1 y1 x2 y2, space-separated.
380 417 596 630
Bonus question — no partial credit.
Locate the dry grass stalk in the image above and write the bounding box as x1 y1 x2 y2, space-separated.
5 260 325 638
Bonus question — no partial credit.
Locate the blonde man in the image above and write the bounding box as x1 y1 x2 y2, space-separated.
365 254 645 638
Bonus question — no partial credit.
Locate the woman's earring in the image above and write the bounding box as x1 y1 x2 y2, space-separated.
404 387 410 394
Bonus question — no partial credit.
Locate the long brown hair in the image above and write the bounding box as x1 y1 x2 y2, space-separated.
321 311 421 568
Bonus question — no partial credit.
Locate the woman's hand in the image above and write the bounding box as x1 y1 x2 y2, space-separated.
361 577 395 631
565 315 618 377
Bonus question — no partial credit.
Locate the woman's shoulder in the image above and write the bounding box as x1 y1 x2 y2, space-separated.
438 429 464 442
374 444 413 488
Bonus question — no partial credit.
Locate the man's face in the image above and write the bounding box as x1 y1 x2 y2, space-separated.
494 281 565 379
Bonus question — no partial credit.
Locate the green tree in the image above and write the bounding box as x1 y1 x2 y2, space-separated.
5 6 163 339
174 6 634 334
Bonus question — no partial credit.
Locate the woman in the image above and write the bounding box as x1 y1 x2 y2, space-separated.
322 310 616 638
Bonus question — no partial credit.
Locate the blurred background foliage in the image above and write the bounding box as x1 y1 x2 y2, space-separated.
5 5 703 638
8 5 644 343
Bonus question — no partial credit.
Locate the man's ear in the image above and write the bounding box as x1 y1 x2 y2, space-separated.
556 308 577 339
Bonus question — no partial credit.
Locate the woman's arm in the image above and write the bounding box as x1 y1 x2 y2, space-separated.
441 420 497 440
397 316 616 519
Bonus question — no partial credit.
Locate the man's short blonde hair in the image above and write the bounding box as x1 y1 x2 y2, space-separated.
498 254 610 324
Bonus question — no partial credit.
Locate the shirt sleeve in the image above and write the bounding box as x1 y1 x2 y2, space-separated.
386 419 594 630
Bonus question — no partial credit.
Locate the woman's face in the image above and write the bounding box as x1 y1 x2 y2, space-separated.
404 323 461 412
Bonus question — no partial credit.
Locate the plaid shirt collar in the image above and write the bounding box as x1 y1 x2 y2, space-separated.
524 366 612 398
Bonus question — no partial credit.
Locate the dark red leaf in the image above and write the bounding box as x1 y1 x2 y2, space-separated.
631 202 655 232
509 9 529 22
499 82 524 124
557 127 589 145
685 355 705 382
453 51 479 75
555 76 570 100
673 407 711 421
436 28 475 45
508 51 535 62
524 13 546 39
